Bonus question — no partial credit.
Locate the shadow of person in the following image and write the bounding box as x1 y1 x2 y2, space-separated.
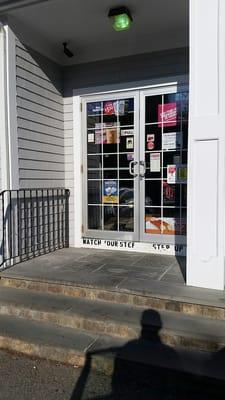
202 346 225 398
70 309 183 400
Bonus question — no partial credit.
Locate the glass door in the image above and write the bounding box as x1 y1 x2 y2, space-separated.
140 87 189 245
83 91 139 241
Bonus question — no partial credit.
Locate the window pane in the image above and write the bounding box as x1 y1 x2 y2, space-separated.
119 207 134 232
145 180 161 206
88 206 102 230
88 181 102 205
104 206 118 231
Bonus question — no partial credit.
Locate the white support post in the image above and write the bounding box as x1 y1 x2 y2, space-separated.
187 0 225 290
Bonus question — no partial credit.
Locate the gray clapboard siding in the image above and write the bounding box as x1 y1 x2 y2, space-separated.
18 129 64 146
17 87 63 112
17 98 64 121
16 39 64 190
19 149 64 163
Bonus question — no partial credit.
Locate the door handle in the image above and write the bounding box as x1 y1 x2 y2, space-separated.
139 161 146 178
129 161 138 177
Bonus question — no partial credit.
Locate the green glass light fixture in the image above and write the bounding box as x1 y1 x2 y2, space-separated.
108 7 133 32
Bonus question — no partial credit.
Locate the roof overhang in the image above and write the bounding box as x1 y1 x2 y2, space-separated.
0 0 52 13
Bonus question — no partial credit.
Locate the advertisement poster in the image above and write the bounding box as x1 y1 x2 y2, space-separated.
158 102 177 127
167 164 187 184
126 137 134 149
167 165 177 184
87 102 102 115
103 100 125 116
121 129 134 136
103 180 118 204
145 217 186 235
147 134 155 150
95 123 120 144
162 132 182 150
163 181 175 204
150 153 160 172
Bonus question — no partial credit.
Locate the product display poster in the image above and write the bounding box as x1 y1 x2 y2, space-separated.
150 153 160 172
126 137 134 149
145 216 186 235
162 132 182 150
167 165 177 184
103 180 118 204
158 103 177 127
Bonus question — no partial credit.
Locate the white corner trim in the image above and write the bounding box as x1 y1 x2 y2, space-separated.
0 25 10 191
73 95 82 247
0 25 19 191
5 26 19 189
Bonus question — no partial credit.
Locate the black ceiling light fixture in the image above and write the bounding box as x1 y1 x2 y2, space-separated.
108 6 133 31
63 42 74 58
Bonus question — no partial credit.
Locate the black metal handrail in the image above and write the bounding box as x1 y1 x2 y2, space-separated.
0 188 70 268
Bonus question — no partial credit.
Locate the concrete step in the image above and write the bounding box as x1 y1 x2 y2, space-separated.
1 286 225 352
1 313 225 386
1 275 225 320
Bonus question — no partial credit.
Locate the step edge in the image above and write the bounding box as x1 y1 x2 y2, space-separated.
0 303 224 352
1 276 224 316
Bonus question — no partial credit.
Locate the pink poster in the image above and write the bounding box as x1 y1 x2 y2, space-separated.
158 102 177 127
104 101 114 115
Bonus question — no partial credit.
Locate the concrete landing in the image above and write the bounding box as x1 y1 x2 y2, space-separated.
1 248 225 313
1 248 186 286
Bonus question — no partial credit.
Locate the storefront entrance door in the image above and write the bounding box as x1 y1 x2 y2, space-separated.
82 86 188 246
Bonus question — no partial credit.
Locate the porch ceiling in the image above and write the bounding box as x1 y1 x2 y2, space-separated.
4 0 188 65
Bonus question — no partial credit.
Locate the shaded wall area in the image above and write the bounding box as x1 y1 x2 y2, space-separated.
16 38 65 189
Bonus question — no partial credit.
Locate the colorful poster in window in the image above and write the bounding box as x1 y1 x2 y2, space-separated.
145 216 186 235
163 181 175 204
126 137 134 149
103 180 118 204
87 102 102 115
167 165 177 184
95 123 120 144
158 102 177 127
162 132 182 150
147 134 155 150
103 100 125 116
